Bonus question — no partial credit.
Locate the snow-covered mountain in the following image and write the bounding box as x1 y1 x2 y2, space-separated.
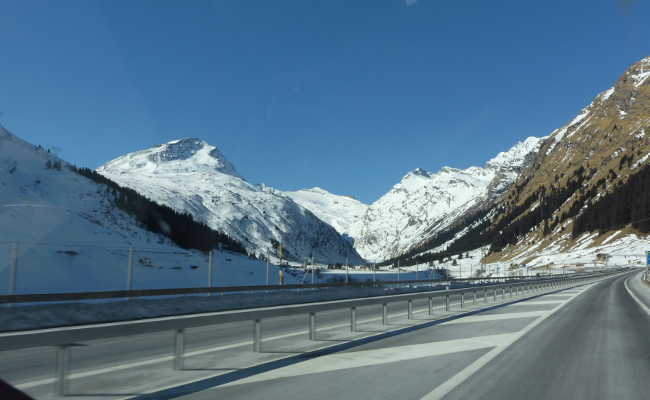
284 187 368 241
98 139 363 264
0 124 215 293
287 137 542 262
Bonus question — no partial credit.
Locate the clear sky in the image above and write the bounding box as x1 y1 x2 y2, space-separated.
1 0 648 204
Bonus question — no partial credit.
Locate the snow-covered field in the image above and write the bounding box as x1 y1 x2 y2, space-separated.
0 242 435 295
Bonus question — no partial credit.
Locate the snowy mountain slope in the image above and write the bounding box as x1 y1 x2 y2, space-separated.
98 139 363 264
395 56 650 267
282 137 542 262
0 125 362 294
0 124 212 293
284 187 368 239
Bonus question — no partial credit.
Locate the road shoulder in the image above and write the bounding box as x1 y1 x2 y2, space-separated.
625 270 650 314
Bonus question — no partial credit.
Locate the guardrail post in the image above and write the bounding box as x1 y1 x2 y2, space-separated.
473 290 477 304
460 293 464 309
484 288 488 303
350 307 357 331
55 345 71 396
253 319 262 352
428 296 433 315
309 312 316 340
493 289 497 302
382 303 388 325
445 294 450 311
407 299 413 319
173 328 185 370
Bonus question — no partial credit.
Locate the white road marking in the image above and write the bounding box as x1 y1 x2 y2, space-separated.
217 334 515 388
624 274 650 316
513 300 564 305
420 281 600 399
439 311 547 325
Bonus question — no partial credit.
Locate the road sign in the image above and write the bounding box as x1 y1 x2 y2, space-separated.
647 251 650 266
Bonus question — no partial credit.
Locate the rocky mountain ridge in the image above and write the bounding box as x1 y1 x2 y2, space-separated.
98 139 363 264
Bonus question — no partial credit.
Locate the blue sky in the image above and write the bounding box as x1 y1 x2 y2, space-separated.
1 0 648 204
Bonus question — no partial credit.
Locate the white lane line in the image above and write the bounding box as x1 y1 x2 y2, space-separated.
439 311 546 325
420 281 600 400
217 334 515 389
624 274 650 316
513 300 564 305
12 285 560 391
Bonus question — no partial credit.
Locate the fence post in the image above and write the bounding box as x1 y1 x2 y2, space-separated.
8 243 17 298
127 247 134 297
382 303 388 325
428 296 433 315
266 250 270 286
207 250 213 296
350 307 357 331
407 299 413 319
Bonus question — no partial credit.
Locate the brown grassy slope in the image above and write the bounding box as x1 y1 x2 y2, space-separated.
490 57 650 260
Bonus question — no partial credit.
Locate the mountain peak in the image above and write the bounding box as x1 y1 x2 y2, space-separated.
624 56 650 88
485 136 542 170
98 138 242 178
403 167 432 180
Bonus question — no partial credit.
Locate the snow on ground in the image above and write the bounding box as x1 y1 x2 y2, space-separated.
505 232 649 272
284 187 368 238
0 241 438 295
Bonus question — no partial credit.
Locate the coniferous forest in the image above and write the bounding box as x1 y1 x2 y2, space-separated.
378 161 650 268
69 166 247 254
573 162 650 235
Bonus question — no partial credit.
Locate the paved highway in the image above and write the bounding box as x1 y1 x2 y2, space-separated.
2 271 647 400
160 271 649 400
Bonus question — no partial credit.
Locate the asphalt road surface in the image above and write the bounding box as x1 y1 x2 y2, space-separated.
2 271 648 400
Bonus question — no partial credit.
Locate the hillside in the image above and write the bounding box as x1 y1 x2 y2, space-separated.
289 137 541 262
98 139 363 265
394 56 650 268
284 187 368 241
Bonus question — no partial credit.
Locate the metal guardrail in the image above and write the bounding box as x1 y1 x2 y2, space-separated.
0 270 622 396
0 273 587 304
